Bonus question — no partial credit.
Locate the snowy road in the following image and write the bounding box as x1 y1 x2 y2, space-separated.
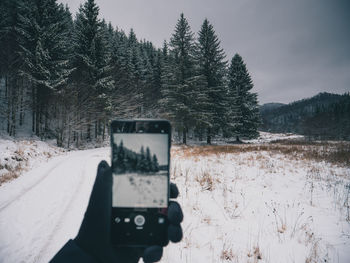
0 147 110 263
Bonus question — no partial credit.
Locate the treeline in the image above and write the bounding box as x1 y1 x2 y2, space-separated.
113 141 160 174
260 92 350 140
302 94 350 140
0 0 260 147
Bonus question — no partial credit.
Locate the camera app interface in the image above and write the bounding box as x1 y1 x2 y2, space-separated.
112 133 168 208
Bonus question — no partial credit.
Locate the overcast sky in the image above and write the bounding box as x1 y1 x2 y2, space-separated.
59 0 350 104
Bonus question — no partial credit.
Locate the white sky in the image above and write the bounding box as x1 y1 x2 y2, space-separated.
58 0 350 104
113 134 168 165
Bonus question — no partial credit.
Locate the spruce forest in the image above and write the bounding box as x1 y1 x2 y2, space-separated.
0 0 260 147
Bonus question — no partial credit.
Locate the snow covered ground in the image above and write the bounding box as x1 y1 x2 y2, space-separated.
245 131 304 143
165 144 350 263
0 147 108 263
0 133 349 262
113 172 168 208
0 138 65 186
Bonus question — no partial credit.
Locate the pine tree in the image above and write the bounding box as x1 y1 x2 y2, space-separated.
145 147 151 172
8 0 73 138
72 0 113 141
151 49 163 111
196 18 227 144
0 0 28 136
169 13 195 83
152 154 159 172
227 54 260 139
109 27 140 118
138 146 147 172
160 13 199 144
116 140 126 172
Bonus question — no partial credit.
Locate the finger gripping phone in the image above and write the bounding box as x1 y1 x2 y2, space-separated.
110 119 171 247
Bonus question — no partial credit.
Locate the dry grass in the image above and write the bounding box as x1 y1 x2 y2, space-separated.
195 170 214 191
173 141 350 167
220 247 235 261
247 245 263 261
0 164 23 185
202 215 212 225
0 147 27 186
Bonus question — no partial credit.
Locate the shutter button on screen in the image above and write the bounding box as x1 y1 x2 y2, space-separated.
134 215 145 226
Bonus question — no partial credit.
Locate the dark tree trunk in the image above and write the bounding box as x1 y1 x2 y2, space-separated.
182 127 187 144
32 86 35 133
19 78 24 126
67 125 71 149
95 120 98 139
87 115 91 141
207 127 211 144
11 99 16 136
198 129 203 141
102 119 105 140
5 75 10 134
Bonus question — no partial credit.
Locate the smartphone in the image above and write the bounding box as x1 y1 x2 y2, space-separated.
110 119 171 247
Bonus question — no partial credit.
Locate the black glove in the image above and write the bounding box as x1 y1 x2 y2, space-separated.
74 160 183 263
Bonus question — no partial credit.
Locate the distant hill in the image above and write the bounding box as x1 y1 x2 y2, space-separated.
260 92 350 140
260 103 285 113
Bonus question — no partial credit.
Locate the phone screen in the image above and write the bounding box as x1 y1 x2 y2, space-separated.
112 133 169 208
110 120 170 247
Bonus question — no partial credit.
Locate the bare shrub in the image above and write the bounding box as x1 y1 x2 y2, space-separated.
196 170 214 191
305 238 323 263
0 170 20 185
220 248 235 261
224 202 244 219
44 151 52 158
254 246 262 260
202 215 211 225
247 245 262 261
14 147 24 157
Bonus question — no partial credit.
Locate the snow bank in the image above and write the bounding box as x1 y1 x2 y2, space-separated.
247 131 304 143
0 138 65 185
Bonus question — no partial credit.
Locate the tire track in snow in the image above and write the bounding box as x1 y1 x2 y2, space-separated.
33 156 90 263
33 154 99 262
0 156 71 213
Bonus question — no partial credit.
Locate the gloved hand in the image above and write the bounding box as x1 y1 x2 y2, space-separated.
74 160 183 263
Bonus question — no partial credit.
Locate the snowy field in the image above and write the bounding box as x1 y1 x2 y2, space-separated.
0 134 349 262
113 172 168 208
165 143 350 263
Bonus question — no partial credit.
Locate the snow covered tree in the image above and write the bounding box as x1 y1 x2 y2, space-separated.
195 18 227 144
160 13 202 144
0 0 28 136
169 13 195 83
71 0 114 141
3 0 73 138
227 54 260 139
108 28 140 118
